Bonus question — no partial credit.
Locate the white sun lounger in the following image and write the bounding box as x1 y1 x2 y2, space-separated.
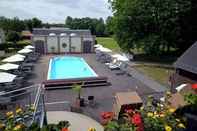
109 62 122 70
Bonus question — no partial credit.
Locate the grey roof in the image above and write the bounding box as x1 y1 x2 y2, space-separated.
32 28 92 36
174 42 197 74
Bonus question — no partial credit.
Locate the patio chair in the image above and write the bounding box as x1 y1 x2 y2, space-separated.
109 62 122 70
105 59 117 66
116 63 129 75
88 96 95 107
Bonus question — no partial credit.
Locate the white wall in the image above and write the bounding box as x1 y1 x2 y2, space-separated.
70 37 82 52
83 37 93 41
47 36 58 53
60 36 69 53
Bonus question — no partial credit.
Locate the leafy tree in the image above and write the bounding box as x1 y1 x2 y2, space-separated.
109 0 194 55
6 31 20 42
65 16 107 36
32 17 42 28
105 16 114 35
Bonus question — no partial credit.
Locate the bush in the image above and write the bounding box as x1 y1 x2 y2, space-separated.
104 92 187 131
0 105 70 131
6 31 21 42
0 42 29 51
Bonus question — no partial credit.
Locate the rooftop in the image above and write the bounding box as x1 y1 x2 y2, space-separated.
32 28 92 36
174 41 197 74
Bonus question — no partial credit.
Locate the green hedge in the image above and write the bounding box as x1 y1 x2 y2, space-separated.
0 42 30 50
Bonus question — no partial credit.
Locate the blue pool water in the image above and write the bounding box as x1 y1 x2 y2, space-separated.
48 56 97 80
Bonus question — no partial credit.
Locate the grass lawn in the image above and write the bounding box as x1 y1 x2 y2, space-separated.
96 37 121 52
135 65 174 86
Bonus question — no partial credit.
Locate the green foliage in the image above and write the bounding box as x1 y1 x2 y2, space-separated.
104 121 136 131
17 40 31 45
0 42 29 51
105 16 114 36
65 16 106 36
109 0 195 54
185 93 197 106
0 16 43 33
96 37 120 52
72 84 82 99
5 31 20 42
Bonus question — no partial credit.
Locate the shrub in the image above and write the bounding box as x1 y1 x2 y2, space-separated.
104 92 187 131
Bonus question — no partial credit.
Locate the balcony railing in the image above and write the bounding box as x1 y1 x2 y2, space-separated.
0 84 45 127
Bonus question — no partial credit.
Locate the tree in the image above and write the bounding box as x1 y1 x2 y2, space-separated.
6 31 20 42
32 17 42 28
65 16 108 36
105 16 114 36
65 16 73 28
95 18 105 36
109 0 194 55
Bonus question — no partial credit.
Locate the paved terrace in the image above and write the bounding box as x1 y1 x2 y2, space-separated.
29 54 164 122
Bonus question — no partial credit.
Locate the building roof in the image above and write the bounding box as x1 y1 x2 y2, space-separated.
32 28 92 36
21 30 32 37
174 42 197 74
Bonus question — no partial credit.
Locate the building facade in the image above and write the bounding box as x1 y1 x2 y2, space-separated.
32 28 95 54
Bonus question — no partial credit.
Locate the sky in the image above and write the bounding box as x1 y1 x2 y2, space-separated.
0 0 112 23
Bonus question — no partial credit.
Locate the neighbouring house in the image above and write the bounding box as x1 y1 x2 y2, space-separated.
173 42 197 87
21 30 32 40
31 28 95 54
0 28 5 44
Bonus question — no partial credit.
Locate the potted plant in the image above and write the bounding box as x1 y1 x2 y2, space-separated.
72 84 84 107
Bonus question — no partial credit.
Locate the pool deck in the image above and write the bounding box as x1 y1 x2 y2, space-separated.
29 53 164 122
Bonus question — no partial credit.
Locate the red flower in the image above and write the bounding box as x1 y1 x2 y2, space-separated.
131 113 142 126
101 112 114 119
61 127 69 131
192 84 197 90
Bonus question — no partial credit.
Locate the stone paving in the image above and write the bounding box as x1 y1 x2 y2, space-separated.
30 54 165 122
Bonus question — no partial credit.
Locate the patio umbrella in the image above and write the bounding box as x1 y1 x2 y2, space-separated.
0 63 19 71
24 45 35 49
0 72 17 83
18 48 33 54
12 54 26 58
2 55 25 63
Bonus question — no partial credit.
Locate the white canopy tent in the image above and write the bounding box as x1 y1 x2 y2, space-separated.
0 63 19 71
0 72 17 83
18 48 33 54
24 45 35 49
2 55 25 63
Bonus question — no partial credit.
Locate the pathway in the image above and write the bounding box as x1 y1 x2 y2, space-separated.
47 111 104 131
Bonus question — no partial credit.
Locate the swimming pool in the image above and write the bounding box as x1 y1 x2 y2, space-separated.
47 56 98 80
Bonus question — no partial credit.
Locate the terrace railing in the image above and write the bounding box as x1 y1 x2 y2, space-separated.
0 84 45 127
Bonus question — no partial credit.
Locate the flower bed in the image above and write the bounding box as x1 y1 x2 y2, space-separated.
104 92 187 131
